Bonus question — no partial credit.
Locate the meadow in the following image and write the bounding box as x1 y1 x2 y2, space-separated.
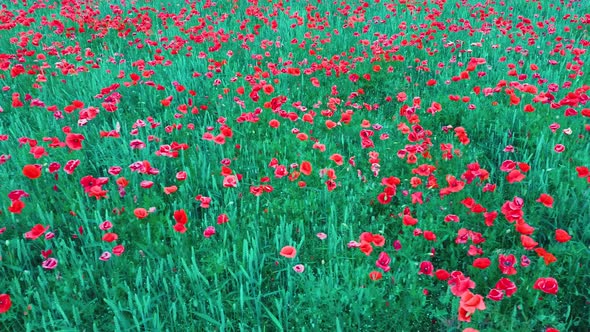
0 0 589 330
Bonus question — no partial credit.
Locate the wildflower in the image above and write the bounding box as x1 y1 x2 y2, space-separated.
533 277 558 295
22 164 42 179
280 246 297 258
369 271 382 281
134 208 149 219
65 133 85 150
293 264 305 273
555 229 571 243
99 252 112 261
0 294 12 313
418 261 434 276
42 258 58 269
112 245 125 256
458 291 486 322
24 224 49 239
203 226 216 238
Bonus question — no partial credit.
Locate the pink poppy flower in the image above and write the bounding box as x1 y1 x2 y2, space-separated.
203 226 216 238
293 264 305 273
223 175 238 188
42 258 58 269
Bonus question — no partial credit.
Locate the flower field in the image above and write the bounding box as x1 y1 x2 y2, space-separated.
0 0 589 330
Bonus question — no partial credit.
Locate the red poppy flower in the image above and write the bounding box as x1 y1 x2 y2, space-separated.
41 249 53 259
372 234 385 247
64 159 81 174
359 232 373 242
25 224 49 239
134 208 149 219
449 273 476 297
102 233 118 242
22 164 42 179
377 192 392 204
423 230 436 241
498 254 517 275
444 214 460 223
217 214 229 224
541 252 557 265
457 291 485 322
173 223 187 233
460 291 486 313
161 95 173 107
8 190 29 201
555 229 571 243
8 199 25 214
495 278 517 297
369 271 382 281
523 104 535 112
518 162 531 172
262 84 274 95
500 160 516 172
359 242 373 256
176 171 187 181
375 252 391 272
418 261 434 276
483 211 498 227
65 133 85 150
472 258 491 269
296 133 308 141
403 214 418 226
435 269 450 281
112 244 125 256
536 194 554 208
534 248 557 265
173 210 188 225
506 170 525 183
280 246 297 258
325 120 338 129
88 186 108 199
533 277 558 295
411 191 423 204
116 177 129 187
0 294 12 313
487 288 504 302
30 146 47 159
521 235 538 250
299 161 312 176
457 306 471 322
329 153 344 165
575 166 589 178
164 185 178 194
